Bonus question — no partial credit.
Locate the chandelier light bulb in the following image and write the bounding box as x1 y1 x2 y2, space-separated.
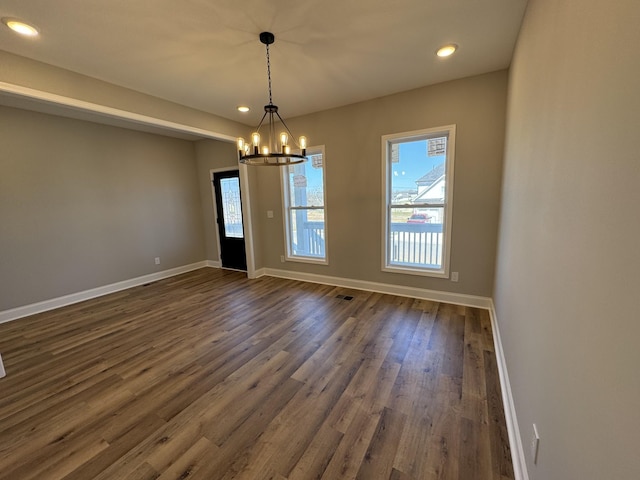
237 137 245 150
251 132 260 147
280 132 289 147
262 146 269 155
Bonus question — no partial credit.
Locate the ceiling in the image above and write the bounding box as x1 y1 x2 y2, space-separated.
0 0 528 127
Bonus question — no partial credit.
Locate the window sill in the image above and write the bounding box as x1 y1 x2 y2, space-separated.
285 255 328 266
382 264 449 279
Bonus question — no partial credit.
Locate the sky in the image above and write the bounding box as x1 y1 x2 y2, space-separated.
288 140 445 196
393 139 445 190
286 153 324 206
289 153 323 190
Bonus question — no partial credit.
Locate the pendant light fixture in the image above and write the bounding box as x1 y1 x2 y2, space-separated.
238 32 307 166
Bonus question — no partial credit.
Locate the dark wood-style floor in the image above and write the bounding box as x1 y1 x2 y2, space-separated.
0 268 514 480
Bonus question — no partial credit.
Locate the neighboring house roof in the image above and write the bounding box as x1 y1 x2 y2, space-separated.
415 163 446 187
413 176 445 204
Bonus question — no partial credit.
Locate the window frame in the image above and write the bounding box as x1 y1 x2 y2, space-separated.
381 125 456 278
281 145 328 265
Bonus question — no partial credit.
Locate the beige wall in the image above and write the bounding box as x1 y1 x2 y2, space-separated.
253 71 508 297
194 139 240 262
0 106 206 311
494 0 640 479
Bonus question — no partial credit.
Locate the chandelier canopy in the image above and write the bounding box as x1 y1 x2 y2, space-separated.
238 32 307 166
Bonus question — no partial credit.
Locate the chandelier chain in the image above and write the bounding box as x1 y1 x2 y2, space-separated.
265 43 273 105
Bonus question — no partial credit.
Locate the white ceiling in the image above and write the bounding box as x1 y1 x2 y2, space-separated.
0 0 527 126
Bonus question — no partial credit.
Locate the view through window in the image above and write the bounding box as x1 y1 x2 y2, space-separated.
282 147 327 262
383 126 455 277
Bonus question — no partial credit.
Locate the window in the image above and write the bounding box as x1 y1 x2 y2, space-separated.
282 146 327 263
382 125 455 277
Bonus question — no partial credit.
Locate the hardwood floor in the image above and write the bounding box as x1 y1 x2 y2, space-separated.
0 268 514 480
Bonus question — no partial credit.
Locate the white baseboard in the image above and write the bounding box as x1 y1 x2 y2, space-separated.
0 261 209 325
488 300 528 480
260 268 492 308
252 267 267 279
0 353 5 378
205 260 222 268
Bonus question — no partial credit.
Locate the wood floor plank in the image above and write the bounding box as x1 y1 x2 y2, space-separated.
287 422 344 480
200 377 303 480
262 359 367 477
388 311 439 417
326 337 395 433
393 414 434 478
355 406 407 480
0 374 127 470
154 436 218 480
60 413 166 480
320 407 382 480
0 268 514 480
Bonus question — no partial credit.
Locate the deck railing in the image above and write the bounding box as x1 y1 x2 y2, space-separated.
389 222 443 267
292 221 326 257
294 221 442 267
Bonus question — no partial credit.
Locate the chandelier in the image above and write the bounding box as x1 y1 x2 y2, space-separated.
237 32 307 166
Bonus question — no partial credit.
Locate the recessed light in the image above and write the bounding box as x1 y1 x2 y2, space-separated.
237 106 250 113
436 44 458 57
2 17 39 37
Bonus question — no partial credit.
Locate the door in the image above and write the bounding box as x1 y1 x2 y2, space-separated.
213 170 247 271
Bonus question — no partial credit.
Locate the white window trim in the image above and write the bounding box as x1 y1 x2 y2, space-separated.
381 125 456 278
281 145 328 265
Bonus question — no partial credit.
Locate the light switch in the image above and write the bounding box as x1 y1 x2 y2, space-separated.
267 210 274 218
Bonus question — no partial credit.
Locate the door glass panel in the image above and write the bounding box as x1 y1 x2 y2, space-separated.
220 177 243 238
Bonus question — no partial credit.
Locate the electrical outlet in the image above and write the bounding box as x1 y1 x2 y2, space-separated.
280 255 285 263
154 257 161 265
267 210 274 218
531 423 540 464
451 271 459 282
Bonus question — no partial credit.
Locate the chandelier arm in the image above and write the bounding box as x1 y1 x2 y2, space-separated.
275 111 303 150
254 110 269 131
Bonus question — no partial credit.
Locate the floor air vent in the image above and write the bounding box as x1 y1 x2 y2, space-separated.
335 294 354 301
